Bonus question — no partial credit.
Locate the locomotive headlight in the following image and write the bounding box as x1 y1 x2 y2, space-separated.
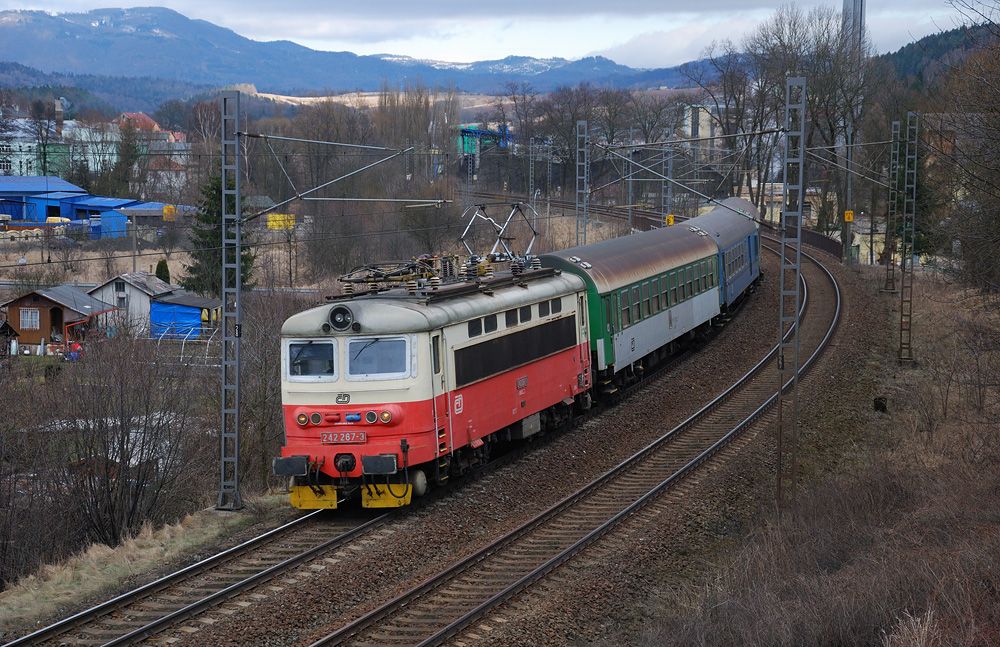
329 305 354 331
364 411 378 424
379 410 392 423
310 413 322 425
296 413 309 426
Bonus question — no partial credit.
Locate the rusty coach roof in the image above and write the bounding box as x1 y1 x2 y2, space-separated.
539 223 720 294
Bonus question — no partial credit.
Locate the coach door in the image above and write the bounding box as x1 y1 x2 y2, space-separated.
578 294 589 369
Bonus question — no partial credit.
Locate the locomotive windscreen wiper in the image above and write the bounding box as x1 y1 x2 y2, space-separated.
290 339 313 365
352 337 380 361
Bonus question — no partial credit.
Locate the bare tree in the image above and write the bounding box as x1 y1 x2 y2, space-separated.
46 334 211 546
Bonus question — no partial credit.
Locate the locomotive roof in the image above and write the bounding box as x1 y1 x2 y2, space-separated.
539 218 720 294
282 271 586 337
685 198 759 250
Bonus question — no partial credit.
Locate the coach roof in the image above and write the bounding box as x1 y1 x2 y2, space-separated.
686 198 759 250
539 222 720 294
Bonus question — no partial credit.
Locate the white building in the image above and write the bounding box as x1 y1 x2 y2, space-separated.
88 271 175 335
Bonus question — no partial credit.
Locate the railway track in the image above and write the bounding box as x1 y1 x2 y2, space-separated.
7 228 823 647
4 512 389 647
307 245 840 647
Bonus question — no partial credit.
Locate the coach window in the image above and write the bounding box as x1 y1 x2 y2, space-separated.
519 305 532 323
287 339 336 381
538 300 550 317
432 335 441 374
687 267 694 298
468 319 482 337
550 298 562 313
484 314 498 333
620 289 631 327
604 297 614 332
631 287 640 322
651 278 660 312
642 283 651 317
670 273 678 305
505 309 518 327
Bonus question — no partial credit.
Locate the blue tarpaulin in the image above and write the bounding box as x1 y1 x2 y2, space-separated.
150 301 202 338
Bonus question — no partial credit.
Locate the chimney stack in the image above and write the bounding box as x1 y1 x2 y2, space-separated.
54 99 64 138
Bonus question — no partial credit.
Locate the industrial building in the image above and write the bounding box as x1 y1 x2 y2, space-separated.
0 176 180 239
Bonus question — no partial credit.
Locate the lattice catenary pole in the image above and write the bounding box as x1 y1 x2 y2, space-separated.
528 138 535 208
882 120 901 292
661 146 674 224
218 91 243 510
775 77 807 513
898 112 919 363
575 120 590 246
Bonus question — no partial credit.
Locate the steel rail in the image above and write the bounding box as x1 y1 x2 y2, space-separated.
98 513 392 646
310 243 839 647
3 510 325 646
419 245 840 646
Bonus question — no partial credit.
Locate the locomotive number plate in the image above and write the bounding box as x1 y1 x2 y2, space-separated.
320 431 367 444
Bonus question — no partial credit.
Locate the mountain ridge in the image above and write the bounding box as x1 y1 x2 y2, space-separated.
0 6 688 94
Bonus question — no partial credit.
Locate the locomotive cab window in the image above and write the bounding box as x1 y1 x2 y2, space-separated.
550 298 562 314
347 336 409 380
484 314 498 333
287 340 336 381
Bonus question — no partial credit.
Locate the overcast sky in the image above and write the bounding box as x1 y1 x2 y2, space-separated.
0 1 970 67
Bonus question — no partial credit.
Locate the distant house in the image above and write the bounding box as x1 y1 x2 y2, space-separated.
88 271 175 335
0 285 115 351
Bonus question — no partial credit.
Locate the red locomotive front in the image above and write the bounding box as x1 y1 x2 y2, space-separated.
273 270 591 510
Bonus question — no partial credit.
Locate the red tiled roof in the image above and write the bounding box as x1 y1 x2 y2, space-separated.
118 112 161 132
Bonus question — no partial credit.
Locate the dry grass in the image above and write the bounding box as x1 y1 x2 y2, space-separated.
0 494 285 634
641 270 1000 646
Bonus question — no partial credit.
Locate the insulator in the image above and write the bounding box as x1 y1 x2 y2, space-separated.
511 259 524 276
485 265 495 280
368 282 379 293
530 257 542 270
430 276 441 290
407 279 418 294
343 283 354 295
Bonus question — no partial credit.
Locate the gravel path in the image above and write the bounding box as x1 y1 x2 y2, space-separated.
163 254 781 647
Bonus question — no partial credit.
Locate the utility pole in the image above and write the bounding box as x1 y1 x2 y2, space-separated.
131 220 138 273
882 120 901 292
898 112 918 363
575 121 590 246
775 77 807 513
626 128 634 230
218 91 243 511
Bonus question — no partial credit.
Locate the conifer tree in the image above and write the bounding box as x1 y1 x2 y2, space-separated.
180 175 254 297
155 259 170 284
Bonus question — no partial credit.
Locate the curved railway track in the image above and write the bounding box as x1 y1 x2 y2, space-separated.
4 513 389 647
307 244 840 647
7 235 830 647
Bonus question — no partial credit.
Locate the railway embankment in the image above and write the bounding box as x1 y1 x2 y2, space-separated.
471 259 1000 646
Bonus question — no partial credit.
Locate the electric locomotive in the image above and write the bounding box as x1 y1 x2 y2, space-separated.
273 198 760 510
273 266 592 509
